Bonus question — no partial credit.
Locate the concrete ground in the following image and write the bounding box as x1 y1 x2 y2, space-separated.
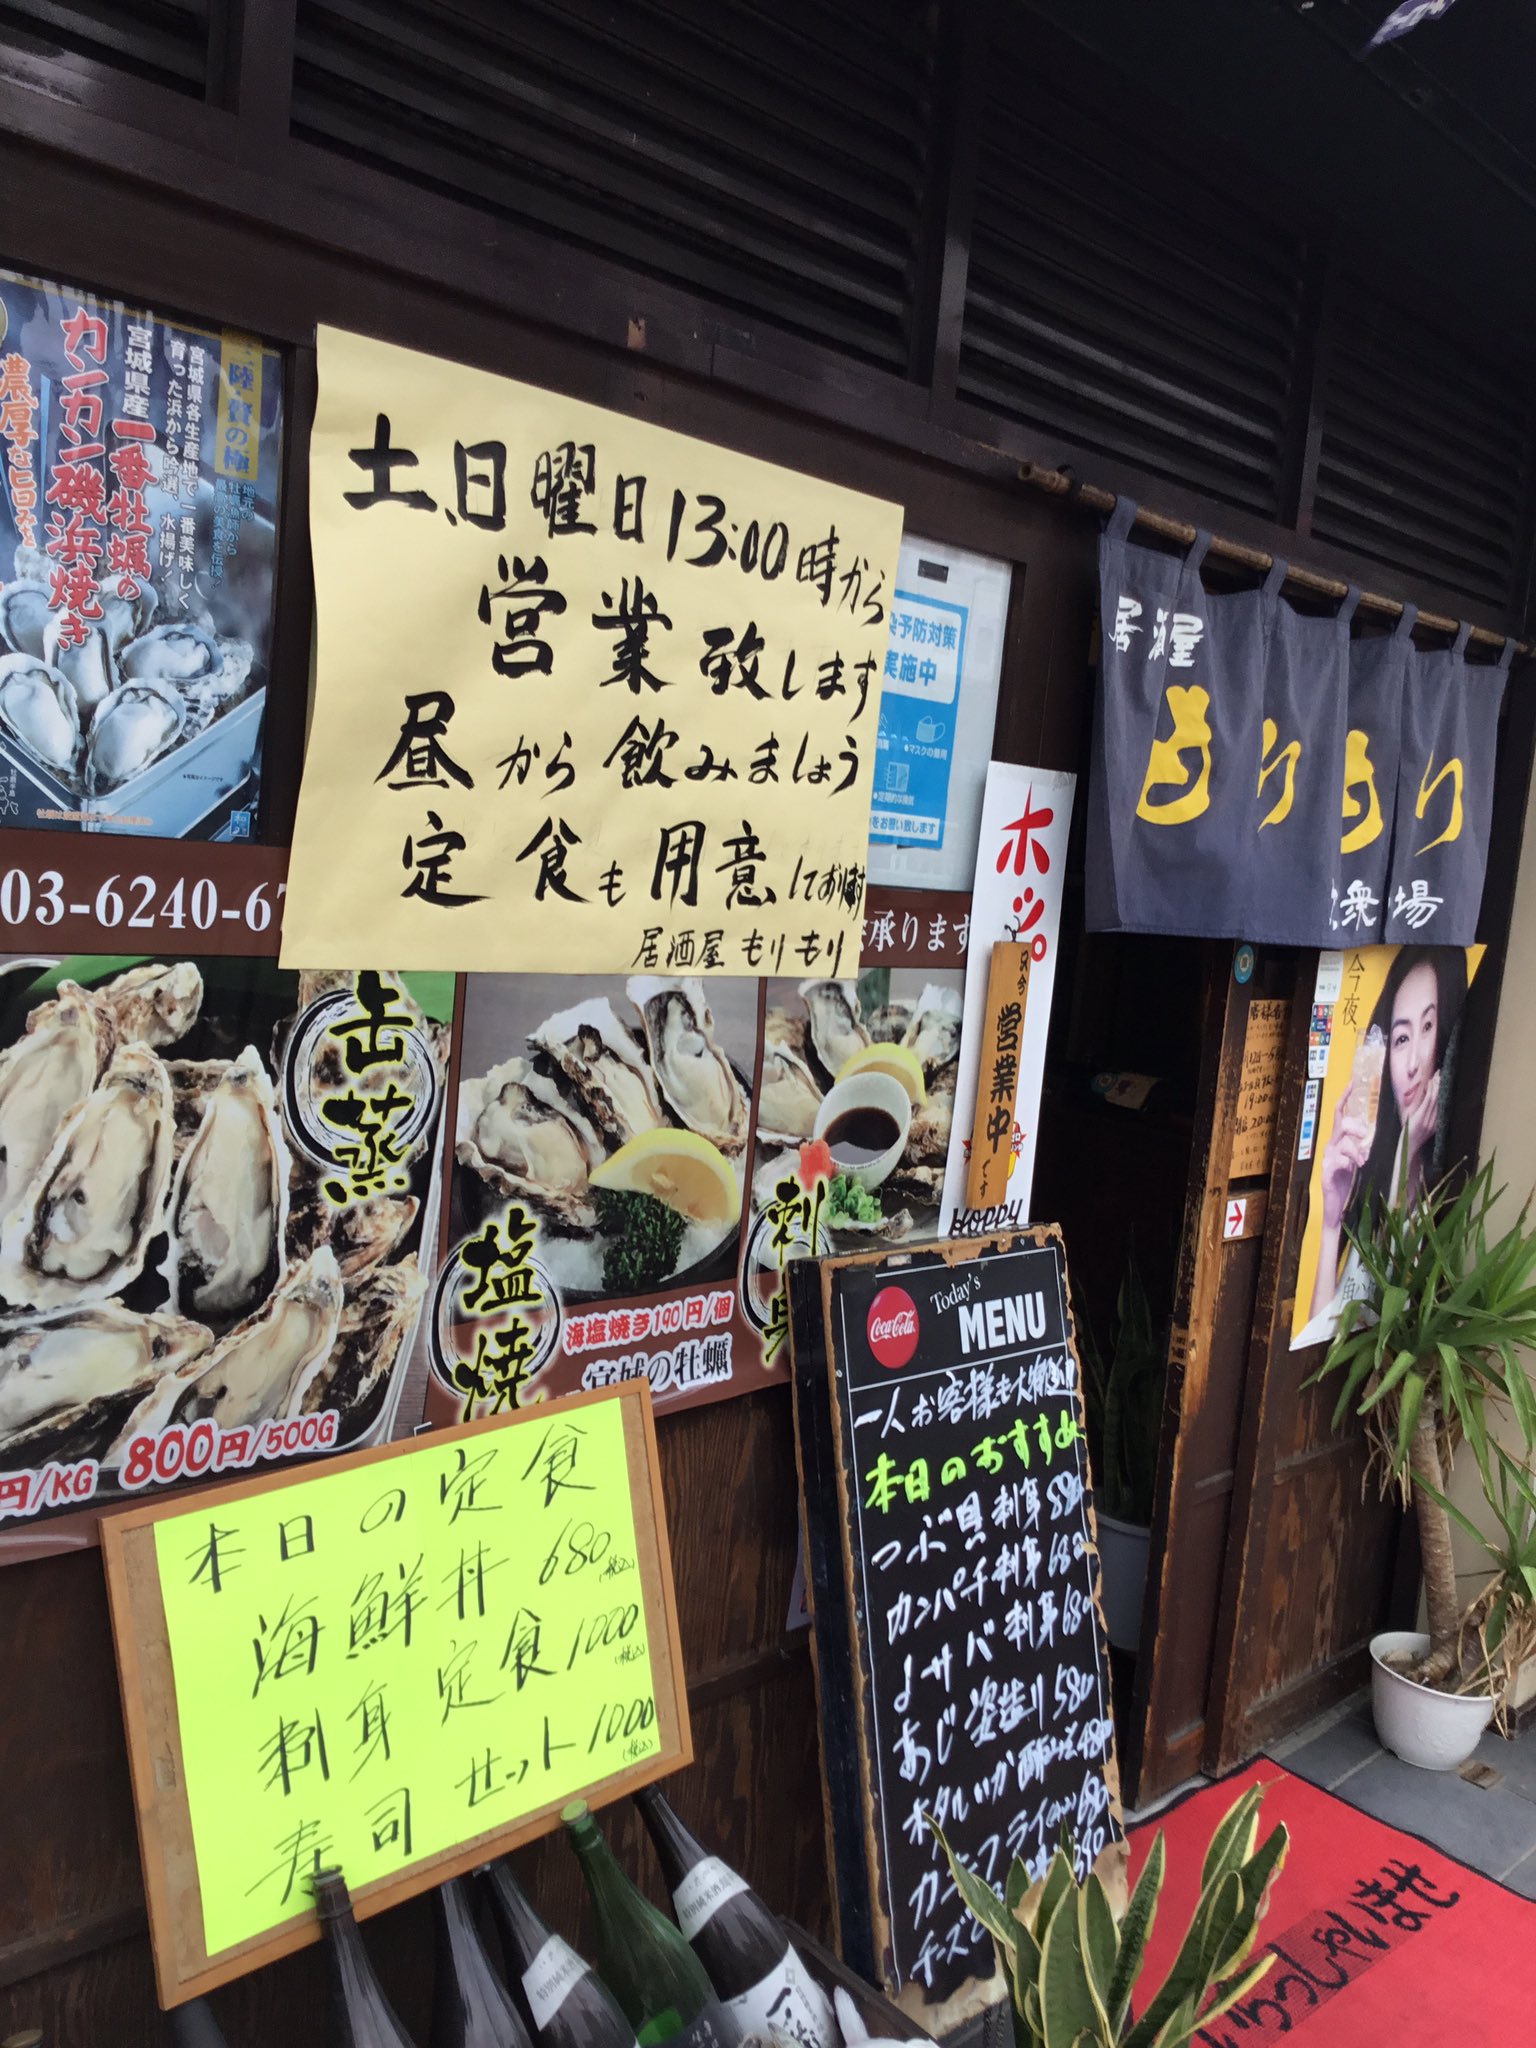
1269 1692 1536 1898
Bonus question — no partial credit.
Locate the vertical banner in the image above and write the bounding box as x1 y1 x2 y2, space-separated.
1291 943 1482 1350
1328 609 1414 941
940 763 1075 1235
1384 627 1511 946
0 265 283 839
283 327 902 974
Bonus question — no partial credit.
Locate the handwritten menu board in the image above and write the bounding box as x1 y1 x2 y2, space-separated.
789 1231 1122 2033
281 326 903 975
101 1384 688 2006
1229 997 1288 1180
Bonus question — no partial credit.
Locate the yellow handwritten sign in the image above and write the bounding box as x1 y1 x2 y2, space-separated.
103 1386 688 2003
280 326 904 974
1228 997 1288 1180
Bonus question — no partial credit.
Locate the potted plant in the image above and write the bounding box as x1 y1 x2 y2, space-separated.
933 1783 1288 2046
1078 1254 1165 1653
1312 1159 1536 1768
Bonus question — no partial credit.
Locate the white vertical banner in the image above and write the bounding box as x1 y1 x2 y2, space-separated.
939 761 1077 1235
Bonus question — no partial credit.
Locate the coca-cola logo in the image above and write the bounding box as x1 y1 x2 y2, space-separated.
867 1286 919 1370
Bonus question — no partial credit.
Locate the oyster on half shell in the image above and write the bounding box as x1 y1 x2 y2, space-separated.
757 1040 823 1146
529 999 665 1148
0 1303 212 1469
799 979 870 1081
332 1194 420 1278
903 983 964 1080
43 616 116 720
0 581 50 661
628 977 747 1157
0 1042 173 1311
84 677 184 794
163 1044 290 1322
0 980 114 1214
457 1055 603 1231
100 961 204 1050
117 1247 345 1439
0 652 81 774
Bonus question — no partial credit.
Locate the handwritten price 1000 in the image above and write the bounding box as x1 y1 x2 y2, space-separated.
0 869 286 934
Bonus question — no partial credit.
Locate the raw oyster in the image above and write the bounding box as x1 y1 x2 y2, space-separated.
97 580 156 655
627 977 747 1156
457 1055 603 1230
0 581 50 660
0 1304 212 1469
300 1256 425 1443
126 1247 345 1435
903 982 964 1079
799 979 870 1081
163 1044 290 1321
0 1043 173 1311
84 677 184 794
100 961 203 1049
0 980 114 1213
904 1088 953 1165
0 652 80 773
43 615 116 719
756 1040 823 1145
166 1058 231 1160
764 1007 809 1058
119 620 221 684
866 1000 914 1043
180 638 254 740
529 999 665 1147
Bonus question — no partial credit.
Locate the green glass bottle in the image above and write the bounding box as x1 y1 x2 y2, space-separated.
561 1802 737 2048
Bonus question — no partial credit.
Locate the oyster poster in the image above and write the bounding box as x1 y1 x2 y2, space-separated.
0 956 451 1553
0 265 282 838
282 326 903 973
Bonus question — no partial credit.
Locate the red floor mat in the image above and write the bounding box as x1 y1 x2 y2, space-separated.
1126 1762 1535 2045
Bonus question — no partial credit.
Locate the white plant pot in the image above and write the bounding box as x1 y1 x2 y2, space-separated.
1370 1629 1493 1771
1096 1513 1151 1653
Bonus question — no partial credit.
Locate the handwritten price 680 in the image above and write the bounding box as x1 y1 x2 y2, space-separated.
0 867 285 934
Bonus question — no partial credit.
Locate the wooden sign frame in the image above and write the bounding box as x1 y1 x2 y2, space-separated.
101 1382 689 2008
788 1227 1125 2037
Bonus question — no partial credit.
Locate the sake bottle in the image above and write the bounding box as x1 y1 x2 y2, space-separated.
635 1789 836 2048
312 1867 420 2048
481 1862 637 2048
561 1801 736 2048
170 2002 229 2047
431 1876 532 2048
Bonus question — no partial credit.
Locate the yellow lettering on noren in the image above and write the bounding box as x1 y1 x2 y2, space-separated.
1136 684 1212 825
1257 715 1301 829
1340 727 1383 854
1415 750 1464 854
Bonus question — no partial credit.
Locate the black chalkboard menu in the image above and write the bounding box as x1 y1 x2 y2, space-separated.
788 1228 1123 2034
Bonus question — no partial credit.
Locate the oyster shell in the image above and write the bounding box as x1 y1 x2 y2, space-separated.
118 620 221 684
130 1247 345 1435
84 677 184 794
332 1194 420 1278
529 999 665 1147
799 979 870 1081
457 1055 602 1230
627 977 747 1157
97 579 156 655
164 1044 290 1322
166 1058 231 1160
764 1007 809 1058
0 980 114 1214
0 1043 173 1311
756 1040 823 1146
300 1256 425 1443
867 1000 914 1043
904 1088 953 1166
99 961 203 1049
42 615 116 720
903 983 964 1079
0 1304 212 1470
0 581 50 660
0 652 80 773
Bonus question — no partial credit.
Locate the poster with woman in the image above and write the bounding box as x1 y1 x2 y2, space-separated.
1291 943 1482 1350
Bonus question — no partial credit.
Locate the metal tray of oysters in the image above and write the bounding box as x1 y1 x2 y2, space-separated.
0 957 445 1507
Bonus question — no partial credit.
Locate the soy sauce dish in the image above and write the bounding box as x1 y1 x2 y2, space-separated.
812 1071 913 1190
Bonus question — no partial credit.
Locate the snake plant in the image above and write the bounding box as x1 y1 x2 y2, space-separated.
933 1785 1287 2048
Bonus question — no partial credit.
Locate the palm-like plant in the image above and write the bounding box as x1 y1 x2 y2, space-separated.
933 1786 1287 2048
1310 1158 1536 1694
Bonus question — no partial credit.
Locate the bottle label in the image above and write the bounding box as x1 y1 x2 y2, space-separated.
668 2002 734 2048
523 1935 588 2029
725 1952 838 2048
673 1855 750 1939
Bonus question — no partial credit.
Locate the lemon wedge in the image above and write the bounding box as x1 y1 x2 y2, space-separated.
836 1041 928 1105
589 1128 741 1227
